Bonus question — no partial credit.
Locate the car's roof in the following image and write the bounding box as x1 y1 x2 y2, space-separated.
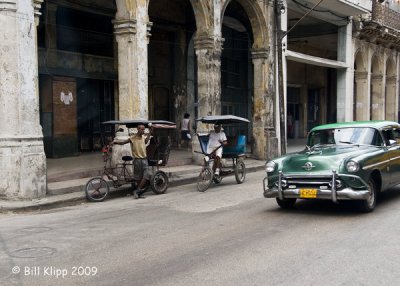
311 121 400 131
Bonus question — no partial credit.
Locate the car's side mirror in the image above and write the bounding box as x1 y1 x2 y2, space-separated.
388 139 396 146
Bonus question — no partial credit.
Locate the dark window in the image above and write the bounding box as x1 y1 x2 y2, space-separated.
56 7 113 57
37 3 46 48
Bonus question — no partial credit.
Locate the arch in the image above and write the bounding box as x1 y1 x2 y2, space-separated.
370 53 384 120
354 49 367 72
385 57 397 120
221 0 268 49
371 54 383 75
353 49 368 121
115 0 135 19
386 57 396 76
189 0 209 35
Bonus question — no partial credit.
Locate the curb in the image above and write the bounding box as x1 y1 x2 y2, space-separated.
0 165 264 213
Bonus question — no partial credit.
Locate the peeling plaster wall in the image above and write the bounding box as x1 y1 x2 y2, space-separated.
136 4 149 118
0 0 46 199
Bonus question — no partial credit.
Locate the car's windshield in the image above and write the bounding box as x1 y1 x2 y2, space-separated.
307 127 382 147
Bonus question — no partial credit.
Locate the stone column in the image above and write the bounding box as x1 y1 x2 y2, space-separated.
113 17 151 120
354 71 369 121
0 0 46 199
337 21 354 122
194 35 223 119
112 13 152 167
371 74 384 120
251 48 278 160
385 76 397 121
192 35 223 162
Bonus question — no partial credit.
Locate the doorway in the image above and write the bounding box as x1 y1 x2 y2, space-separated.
77 79 114 151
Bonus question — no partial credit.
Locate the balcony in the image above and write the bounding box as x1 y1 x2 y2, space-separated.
356 1 400 50
372 1 400 31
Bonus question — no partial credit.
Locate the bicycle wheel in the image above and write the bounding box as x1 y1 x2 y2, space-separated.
150 170 169 195
85 177 109 202
197 167 213 192
234 160 246 184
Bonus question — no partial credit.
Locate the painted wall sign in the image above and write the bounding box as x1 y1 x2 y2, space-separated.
60 91 73 105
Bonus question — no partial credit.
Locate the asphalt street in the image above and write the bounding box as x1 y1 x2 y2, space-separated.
1 170 400 286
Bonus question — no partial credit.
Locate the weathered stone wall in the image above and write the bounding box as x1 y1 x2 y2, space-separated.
0 0 46 199
353 38 400 122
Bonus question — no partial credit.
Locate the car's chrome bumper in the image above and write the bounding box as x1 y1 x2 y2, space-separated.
263 171 371 202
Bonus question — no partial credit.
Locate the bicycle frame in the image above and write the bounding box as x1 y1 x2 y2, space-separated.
101 145 135 188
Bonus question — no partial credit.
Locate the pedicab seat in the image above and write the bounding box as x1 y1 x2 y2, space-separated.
198 134 210 154
222 135 246 158
122 155 133 162
146 136 171 166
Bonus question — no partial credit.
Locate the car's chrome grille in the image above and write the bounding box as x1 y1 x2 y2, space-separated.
287 179 330 185
283 175 333 188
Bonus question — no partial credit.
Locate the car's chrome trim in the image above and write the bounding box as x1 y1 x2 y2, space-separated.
332 170 337 203
278 171 283 200
264 187 370 200
263 171 370 202
363 159 390 170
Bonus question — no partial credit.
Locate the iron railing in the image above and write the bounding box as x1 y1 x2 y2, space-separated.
372 1 400 31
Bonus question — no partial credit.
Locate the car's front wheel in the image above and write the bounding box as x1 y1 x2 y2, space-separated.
276 197 296 209
357 178 377 212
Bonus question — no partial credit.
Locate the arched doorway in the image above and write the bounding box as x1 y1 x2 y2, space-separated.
371 55 383 120
221 0 253 140
385 58 397 121
148 0 196 126
354 50 368 121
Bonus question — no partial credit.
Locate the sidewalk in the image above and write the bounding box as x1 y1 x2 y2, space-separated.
0 139 306 213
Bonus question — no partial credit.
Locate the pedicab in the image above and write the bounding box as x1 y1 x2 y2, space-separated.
195 115 250 192
85 119 176 202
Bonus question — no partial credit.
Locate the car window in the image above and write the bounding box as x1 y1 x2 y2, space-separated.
394 129 400 144
308 129 335 146
382 128 400 146
371 130 384 146
307 127 379 147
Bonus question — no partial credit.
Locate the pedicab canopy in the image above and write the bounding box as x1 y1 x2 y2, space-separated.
196 115 250 125
102 119 176 129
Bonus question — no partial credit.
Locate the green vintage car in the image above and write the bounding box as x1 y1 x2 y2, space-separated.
263 121 400 212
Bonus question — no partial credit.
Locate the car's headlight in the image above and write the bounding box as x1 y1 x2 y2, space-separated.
346 161 359 172
265 161 276 173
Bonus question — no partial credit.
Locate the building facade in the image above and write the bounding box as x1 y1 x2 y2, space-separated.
282 0 400 141
1 0 399 200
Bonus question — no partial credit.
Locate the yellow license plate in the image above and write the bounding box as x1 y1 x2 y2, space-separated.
300 188 317 198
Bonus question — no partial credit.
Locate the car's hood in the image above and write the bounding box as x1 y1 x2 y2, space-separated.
280 145 375 173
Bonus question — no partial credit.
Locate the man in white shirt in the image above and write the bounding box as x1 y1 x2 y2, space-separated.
207 124 227 176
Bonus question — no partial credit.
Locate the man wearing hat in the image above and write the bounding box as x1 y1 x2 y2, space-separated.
207 124 227 176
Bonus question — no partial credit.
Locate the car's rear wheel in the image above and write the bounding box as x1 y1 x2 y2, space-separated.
276 198 296 209
357 178 377 212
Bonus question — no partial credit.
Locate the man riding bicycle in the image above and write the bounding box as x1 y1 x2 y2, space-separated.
207 124 227 176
